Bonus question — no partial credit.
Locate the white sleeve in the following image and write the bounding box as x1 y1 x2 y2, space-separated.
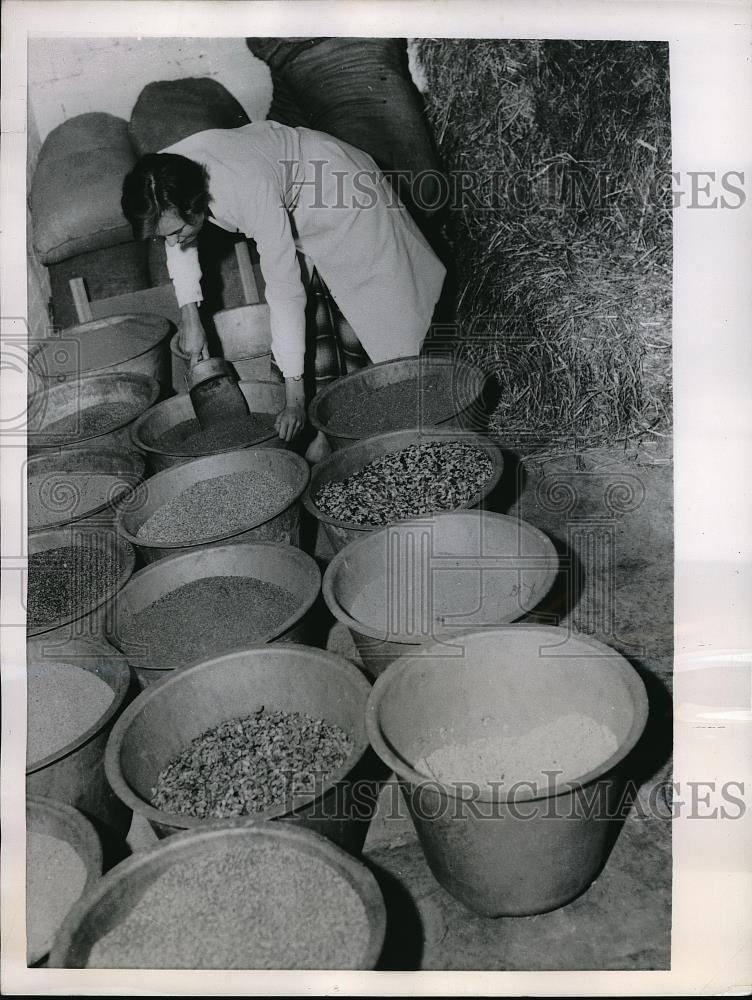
165 242 204 308
234 180 307 379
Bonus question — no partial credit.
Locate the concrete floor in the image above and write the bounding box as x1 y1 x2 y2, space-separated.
128 440 674 971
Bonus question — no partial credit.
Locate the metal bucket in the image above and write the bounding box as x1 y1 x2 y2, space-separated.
26 448 145 533
27 372 160 456
26 795 103 966
29 314 171 388
26 636 133 842
323 511 559 679
105 540 322 688
130 379 286 474
114 447 310 564
308 355 489 451
302 427 504 556
26 525 135 641
105 644 378 852
50 823 386 969
213 303 273 381
365 626 649 916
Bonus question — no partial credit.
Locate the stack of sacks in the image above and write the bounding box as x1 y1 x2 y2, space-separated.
30 113 150 329
130 77 258 317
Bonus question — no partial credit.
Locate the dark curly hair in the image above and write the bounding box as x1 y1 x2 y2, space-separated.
121 153 211 240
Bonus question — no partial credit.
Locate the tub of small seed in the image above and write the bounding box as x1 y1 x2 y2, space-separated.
27 448 145 532
26 526 135 641
105 644 378 852
323 511 559 678
26 636 133 840
309 355 489 450
27 372 161 456
26 795 102 966
114 447 310 564
107 541 322 687
303 428 504 555
130 379 286 474
50 823 386 969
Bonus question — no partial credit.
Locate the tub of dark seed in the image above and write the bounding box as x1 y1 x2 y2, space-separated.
114 447 310 563
106 540 322 687
27 448 145 532
26 636 133 840
130 380 286 474
303 428 504 555
27 526 135 639
27 372 161 456
309 355 488 450
105 644 377 851
27 795 102 966
50 823 386 970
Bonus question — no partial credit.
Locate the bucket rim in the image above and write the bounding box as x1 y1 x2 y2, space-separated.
322 510 560 643
28 371 161 448
25 638 132 773
103 540 322 671
129 380 284 461
364 625 650 803
113 446 310 551
302 427 504 531
25 526 136 637
29 314 172 378
48 820 387 970
104 642 373 831
26 447 146 532
307 354 487 442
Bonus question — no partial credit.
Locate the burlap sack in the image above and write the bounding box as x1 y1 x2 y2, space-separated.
30 113 137 265
129 77 251 156
48 241 151 329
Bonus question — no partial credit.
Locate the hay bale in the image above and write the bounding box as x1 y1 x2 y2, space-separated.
414 39 672 453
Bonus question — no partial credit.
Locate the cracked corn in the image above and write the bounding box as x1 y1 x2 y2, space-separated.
314 440 494 525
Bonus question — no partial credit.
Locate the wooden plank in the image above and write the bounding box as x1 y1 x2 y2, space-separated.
234 241 260 305
69 278 93 323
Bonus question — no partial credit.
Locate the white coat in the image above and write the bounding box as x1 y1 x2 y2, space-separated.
163 122 446 377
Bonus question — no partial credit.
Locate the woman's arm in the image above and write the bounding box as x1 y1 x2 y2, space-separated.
165 242 208 364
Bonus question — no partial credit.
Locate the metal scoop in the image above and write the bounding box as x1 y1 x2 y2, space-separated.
185 357 250 429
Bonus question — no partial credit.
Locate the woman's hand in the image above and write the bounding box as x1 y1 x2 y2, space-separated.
276 376 306 442
178 303 209 366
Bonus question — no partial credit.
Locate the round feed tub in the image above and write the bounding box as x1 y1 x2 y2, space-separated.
105 644 376 852
29 314 172 388
365 626 649 917
130 378 286 474
50 823 386 970
308 355 490 450
27 372 160 456
26 525 135 642
323 510 559 679
303 427 504 556
26 448 145 533
105 540 322 688
26 795 103 966
114 447 310 564
26 636 133 841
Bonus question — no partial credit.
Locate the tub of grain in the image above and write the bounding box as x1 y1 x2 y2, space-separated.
323 511 559 679
106 541 322 687
309 355 489 450
50 823 386 969
303 428 504 555
114 447 310 563
130 379 286 474
366 626 649 916
27 372 160 456
26 526 135 641
29 314 172 388
26 448 145 532
105 644 379 852
26 636 133 840
26 795 102 966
